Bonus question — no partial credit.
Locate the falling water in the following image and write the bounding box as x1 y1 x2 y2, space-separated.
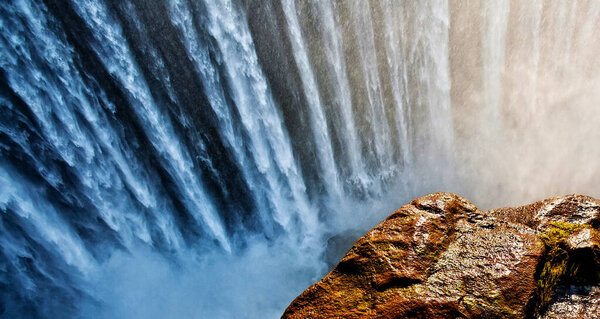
2 0 600 318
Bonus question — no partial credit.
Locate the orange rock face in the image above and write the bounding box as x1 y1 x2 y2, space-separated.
282 193 600 319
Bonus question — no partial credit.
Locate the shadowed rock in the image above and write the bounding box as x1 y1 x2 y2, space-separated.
282 193 600 318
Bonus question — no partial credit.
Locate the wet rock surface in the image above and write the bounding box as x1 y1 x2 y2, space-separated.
282 193 600 318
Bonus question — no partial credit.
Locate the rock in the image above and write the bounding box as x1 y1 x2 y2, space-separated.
540 286 600 318
282 193 600 319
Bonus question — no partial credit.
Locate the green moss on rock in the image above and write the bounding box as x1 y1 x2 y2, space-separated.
535 221 590 315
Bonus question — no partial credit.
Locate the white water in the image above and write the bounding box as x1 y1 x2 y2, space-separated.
313 0 368 191
281 0 341 200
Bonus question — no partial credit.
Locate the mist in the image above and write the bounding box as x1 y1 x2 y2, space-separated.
449 0 600 209
80 239 322 319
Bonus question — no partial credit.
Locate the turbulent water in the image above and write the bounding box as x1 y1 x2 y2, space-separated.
2 0 600 318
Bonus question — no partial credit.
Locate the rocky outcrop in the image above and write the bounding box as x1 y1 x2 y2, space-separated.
282 193 600 318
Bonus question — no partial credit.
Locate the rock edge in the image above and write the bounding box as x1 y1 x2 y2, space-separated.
282 193 600 319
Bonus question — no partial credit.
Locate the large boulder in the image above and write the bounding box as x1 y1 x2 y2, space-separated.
282 193 600 318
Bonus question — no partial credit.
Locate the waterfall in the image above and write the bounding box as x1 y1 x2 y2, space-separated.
312 0 368 192
482 0 509 123
348 1 395 171
281 0 341 200
2 0 600 318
